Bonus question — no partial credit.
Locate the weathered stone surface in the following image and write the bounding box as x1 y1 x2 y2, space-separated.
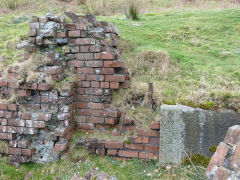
159 104 240 164
206 125 240 179
224 125 240 145
205 142 230 179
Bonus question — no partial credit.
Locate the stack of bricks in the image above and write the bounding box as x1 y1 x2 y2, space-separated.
0 12 131 164
0 12 161 164
82 118 160 160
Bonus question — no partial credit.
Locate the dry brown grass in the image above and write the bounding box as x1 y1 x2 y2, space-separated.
0 141 8 154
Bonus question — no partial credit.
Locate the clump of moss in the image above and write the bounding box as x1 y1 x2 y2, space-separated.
208 145 217 155
182 154 210 168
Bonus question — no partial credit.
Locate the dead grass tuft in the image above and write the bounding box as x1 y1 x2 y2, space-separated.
125 50 178 80
0 141 8 154
17 53 51 84
112 80 161 130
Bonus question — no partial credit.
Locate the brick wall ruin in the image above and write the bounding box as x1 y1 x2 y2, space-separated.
0 13 160 164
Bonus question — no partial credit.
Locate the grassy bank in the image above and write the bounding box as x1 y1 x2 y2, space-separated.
102 8 240 112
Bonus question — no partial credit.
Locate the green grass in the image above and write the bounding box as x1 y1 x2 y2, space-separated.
0 15 28 67
0 149 205 180
99 8 240 111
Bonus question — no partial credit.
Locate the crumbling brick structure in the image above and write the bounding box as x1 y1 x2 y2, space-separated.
0 13 160 164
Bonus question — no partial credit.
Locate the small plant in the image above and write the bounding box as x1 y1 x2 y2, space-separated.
208 145 217 155
77 0 86 5
126 3 140 20
4 0 18 10
182 153 210 168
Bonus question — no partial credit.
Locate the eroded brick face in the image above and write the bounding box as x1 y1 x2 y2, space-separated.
0 13 161 164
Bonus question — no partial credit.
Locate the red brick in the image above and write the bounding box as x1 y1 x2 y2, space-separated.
86 75 104 81
80 46 90 52
212 167 232 180
110 82 119 89
0 118 7 126
87 117 104 124
21 112 31 120
85 61 103 68
8 81 19 88
104 61 124 68
54 126 72 137
95 68 114 75
77 68 94 74
76 23 86 30
8 148 21 155
8 119 25 127
7 104 18 111
76 102 87 108
0 79 7 87
85 88 103 95
150 121 160 130
76 74 85 80
38 114 52 121
230 141 240 169
9 140 18 148
88 103 104 110
81 81 90 87
17 90 31 97
9 155 29 163
105 75 125 82
144 145 159 152
21 148 35 156
0 104 7 110
90 45 101 52
76 53 94 60
38 83 50 90
55 141 68 151
105 141 123 149
134 136 149 144
105 118 117 125
0 133 14 140
149 137 159 144
28 29 37 36
45 66 63 75
77 123 94 130
224 125 240 145
68 30 80 37
26 120 45 128
65 24 76 30
75 38 95 45
95 52 115 60
107 149 117 155
124 143 144 150
96 149 106 156
206 142 230 177
138 129 159 137
118 150 138 158
100 82 109 88
18 140 31 148
28 37 35 44
56 31 67 38
91 81 99 88
139 152 158 159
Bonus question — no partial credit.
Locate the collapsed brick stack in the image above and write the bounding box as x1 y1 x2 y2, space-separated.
0 12 130 164
206 125 240 180
81 120 160 160
0 12 160 164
